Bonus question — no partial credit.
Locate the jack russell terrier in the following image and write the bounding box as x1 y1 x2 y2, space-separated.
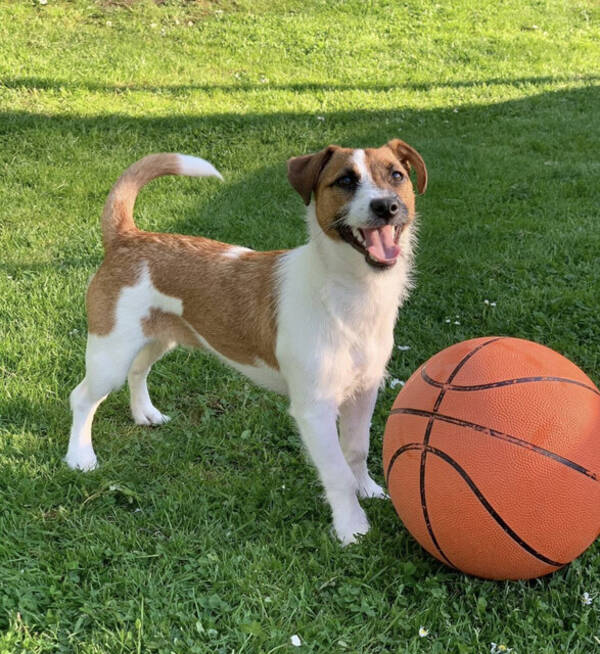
65 140 427 545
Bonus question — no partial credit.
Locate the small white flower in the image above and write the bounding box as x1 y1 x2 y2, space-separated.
484 299 490 305
397 345 411 351
187 20 193 26
390 378 405 389
281 484 286 490
150 22 157 28
453 320 460 325
582 591 593 605
38 0 48 4
106 20 112 26
316 115 325 121
291 634 301 647
418 626 429 638
453 108 458 113
490 644 512 654
445 318 451 323
174 18 180 25
490 301 496 307
69 329 79 336
264 596 272 603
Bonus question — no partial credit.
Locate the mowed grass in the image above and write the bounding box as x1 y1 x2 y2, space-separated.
1 0 600 652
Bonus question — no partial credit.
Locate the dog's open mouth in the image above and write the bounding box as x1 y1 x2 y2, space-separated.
337 223 402 269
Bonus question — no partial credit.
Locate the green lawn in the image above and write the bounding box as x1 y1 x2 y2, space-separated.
1 0 600 652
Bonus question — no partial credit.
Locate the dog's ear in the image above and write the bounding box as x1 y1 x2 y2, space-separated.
387 139 428 195
287 146 340 205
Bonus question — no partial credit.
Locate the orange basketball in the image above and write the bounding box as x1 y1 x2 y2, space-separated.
383 336 600 580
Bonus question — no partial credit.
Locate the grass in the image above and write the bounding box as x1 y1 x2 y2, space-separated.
1 0 600 651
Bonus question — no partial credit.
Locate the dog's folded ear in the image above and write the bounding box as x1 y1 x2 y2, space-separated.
287 145 340 205
387 139 428 195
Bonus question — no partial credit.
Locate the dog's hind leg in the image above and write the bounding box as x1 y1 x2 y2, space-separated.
128 340 175 426
65 333 147 471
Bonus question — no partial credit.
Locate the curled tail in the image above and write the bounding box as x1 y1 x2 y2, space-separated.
101 153 223 250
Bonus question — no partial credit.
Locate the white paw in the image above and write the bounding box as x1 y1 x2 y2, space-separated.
357 476 389 500
333 506 370 546
65 446 98 471
132 405 170 426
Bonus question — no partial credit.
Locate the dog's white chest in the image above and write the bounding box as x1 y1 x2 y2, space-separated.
276 245 404 403
332 295 397 397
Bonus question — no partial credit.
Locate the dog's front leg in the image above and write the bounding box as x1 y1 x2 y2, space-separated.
339 386 387 500
289 398 370 545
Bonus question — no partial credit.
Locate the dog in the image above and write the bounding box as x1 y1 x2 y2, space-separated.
65 140 427 545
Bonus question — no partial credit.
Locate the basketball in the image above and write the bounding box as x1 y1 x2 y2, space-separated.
382 337 600 580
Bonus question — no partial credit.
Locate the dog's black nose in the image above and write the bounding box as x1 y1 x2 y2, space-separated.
370 196 402 221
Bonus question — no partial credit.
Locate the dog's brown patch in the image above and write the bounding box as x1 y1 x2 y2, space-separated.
88 233 282 369
311 148 359 240
363 146 416 217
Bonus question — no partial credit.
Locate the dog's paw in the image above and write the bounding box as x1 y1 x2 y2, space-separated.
132 405 170 426
357 476 389 500
333 506 370 546
64 446 98 472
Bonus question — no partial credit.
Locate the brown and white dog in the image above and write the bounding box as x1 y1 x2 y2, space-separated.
66 140 427 545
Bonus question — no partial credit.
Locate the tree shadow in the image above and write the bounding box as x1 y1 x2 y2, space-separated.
1 83 598 252
2 74 598 95
2 82 599 455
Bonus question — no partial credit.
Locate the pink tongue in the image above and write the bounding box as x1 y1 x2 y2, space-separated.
362 225 400 264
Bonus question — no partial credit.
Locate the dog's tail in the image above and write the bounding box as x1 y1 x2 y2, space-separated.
101 153 223 250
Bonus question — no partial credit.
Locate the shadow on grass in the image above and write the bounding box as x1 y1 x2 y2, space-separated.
0 87 599 650
1 83 598 251
2 74 599 94
1 82 599 469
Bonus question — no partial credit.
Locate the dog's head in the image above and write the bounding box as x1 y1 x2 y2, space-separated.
287 140 427 270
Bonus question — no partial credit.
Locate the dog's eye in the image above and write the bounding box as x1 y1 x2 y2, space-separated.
391 170 405 182
335 174 356 188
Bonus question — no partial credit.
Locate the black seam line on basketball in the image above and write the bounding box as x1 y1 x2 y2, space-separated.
390 407 599 482
421 369 600 396
419 420 456 568
386 443 423 483
388 442 567 568
445 338 504 384
417 338 503 569
387 443 457 569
